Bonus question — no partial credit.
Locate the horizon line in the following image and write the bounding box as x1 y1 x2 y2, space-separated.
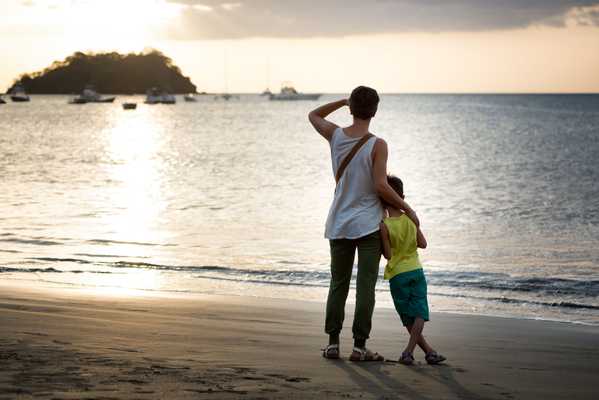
5 92 598 95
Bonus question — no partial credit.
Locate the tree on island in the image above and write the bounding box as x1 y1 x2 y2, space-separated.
7 49 197 94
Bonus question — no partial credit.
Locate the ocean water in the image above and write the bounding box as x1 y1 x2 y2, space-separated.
1 94 598 325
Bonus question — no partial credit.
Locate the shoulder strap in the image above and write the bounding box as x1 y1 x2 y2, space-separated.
335 133 374 184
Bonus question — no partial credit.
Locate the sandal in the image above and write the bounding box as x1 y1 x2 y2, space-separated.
349 347 385 362
425 351 446 365
399 351 414 365
322 344 340 359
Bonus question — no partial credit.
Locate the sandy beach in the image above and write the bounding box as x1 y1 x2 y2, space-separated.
0 281 596 399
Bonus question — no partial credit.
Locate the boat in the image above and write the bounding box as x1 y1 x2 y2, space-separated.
183 94 198 102
0 96 6 104
269 83 320 101
70 85 116 103
122 102 137 110
68 97 87 104
260 88 272 96
145 87 176 104
9 84 30 102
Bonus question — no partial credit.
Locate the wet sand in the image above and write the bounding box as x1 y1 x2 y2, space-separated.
0 281 597 399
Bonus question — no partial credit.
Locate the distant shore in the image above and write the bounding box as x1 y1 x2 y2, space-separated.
0 281 597 399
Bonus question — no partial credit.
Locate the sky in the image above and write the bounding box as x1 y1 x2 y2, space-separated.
1 0 599 93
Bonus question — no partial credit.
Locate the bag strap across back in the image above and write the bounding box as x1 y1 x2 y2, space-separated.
335 133 375 184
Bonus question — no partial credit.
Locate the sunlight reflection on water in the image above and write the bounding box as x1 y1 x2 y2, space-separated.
1 94 598 324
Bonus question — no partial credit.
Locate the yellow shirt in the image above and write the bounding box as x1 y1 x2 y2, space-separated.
383 215 422 280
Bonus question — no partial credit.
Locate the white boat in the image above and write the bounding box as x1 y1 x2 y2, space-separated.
71 85 115 103
269 84 320 101
10 84 30 102
0 96 6 104
260 88 272 96
145 88 176 104
183 94 198 102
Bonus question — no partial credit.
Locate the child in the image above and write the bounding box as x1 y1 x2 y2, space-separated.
379 175 446 365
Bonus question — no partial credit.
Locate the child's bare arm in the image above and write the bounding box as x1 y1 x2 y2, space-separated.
416 227 427 249
380 222 392 260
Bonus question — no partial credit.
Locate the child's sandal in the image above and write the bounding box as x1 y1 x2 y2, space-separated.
425 351 446 365
399 351 415 365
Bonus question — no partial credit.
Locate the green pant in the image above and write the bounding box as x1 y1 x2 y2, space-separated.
325 231 382 340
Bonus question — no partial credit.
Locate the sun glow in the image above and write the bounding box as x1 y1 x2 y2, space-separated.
103 105 169 246
52 0 182 52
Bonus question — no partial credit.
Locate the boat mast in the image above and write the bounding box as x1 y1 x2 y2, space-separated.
265 56 270 92
224 50 229 95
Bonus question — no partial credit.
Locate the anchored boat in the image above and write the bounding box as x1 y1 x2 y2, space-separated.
145 88 176 104
10 84 30 102
183 94 198 102
269 83 320 101
69 85 116 104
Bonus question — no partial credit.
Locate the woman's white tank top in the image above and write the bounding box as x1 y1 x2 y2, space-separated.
324 127 383 239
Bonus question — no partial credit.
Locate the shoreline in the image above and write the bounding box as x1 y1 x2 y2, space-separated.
3 275 597 328
1 281 598 399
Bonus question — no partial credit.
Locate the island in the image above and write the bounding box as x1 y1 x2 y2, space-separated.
6 50 197 94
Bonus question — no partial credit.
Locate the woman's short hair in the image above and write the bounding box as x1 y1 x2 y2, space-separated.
349 86 379 120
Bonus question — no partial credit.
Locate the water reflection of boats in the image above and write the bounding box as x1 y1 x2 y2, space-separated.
10 84 30 102
269 83 320 101
69 85 115 104
145 87 176 104
183 94 198 102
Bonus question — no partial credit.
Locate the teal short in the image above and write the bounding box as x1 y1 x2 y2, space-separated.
389 268 430 326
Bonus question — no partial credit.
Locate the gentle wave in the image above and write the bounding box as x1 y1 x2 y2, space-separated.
0 238 62 246
0 234 175 248
29 257 92 264
3 259 597 307
427 271 599 297
0 266 111 274
427 291 599 311
86 239 177 247
7 264 595 312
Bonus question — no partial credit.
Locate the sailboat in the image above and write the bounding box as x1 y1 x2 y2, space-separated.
260 58 272 96
215 50 237 100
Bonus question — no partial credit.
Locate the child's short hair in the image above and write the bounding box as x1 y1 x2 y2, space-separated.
382 175 404 207
349 86 379 120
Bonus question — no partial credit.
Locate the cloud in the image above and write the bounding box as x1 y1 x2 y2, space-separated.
165 0 599 39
